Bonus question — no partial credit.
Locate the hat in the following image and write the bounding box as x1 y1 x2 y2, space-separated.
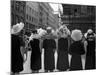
46 27 52 34
71 29 83 41
84 29 93 38
51 29 58 37
58 25 70 37
11 22 24 34
84 29 95 39
87 29 93 34
29 33 41 41
37 28 47 37
46 27 52 30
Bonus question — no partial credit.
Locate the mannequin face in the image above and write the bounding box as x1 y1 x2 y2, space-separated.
87 33 95 41
47 29 52 34
59 27 69 38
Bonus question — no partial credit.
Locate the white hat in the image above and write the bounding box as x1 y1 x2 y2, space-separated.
84 29 93 38
11 22 24 34
37 28 47 37
46 27 52 30
87 29 93 34
46 27 52 34
51 29 57 36
84 33 87 38
29 33 34 41
71 29 83 41
85 29 95 38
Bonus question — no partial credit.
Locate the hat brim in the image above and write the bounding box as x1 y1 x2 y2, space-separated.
11 23 24 34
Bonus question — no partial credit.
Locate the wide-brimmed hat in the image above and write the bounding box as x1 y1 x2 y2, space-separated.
11 22 24 34
71 29 83 41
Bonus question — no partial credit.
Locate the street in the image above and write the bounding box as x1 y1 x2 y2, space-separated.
20 49 86 73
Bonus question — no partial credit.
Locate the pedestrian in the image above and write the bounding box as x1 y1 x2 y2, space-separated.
43 27 56 72
85 29 96 70
30 30 41 73
11 22 25 74
57 25 70 71
69 29 85 71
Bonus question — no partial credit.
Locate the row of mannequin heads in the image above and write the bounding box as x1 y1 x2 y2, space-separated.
11 22 95 42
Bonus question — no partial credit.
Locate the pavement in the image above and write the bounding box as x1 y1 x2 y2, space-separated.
19 49 86 74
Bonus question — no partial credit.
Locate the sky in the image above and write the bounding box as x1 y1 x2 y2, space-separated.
49 3 63 14
49 3 59 12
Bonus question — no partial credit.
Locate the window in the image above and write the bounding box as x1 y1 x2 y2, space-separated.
35 11 38 16
26 14 28 20
15 15 19 23
30 7 31 12
20 17 24 22
32 9 35 14
26 6 29 11
32 17 33 22
20 5 24 13
74 9 77 13
29 16 31 21
74 8 78 16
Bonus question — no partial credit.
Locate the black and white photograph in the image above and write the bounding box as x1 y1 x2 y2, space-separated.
11 0 96 74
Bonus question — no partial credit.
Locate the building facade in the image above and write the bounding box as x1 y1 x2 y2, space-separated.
61 4 96 33
11 0 26 26
39 2 59 30
38 2 49 28
25 2 40 31
11 1 59 31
